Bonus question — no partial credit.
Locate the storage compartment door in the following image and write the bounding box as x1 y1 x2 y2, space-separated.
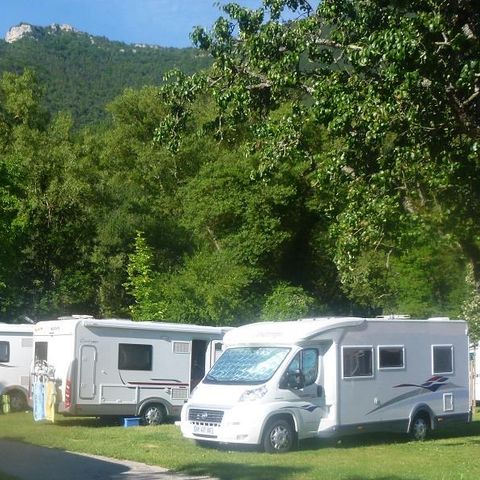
79 345 97 399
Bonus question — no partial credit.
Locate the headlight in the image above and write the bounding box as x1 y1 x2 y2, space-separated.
239 385 268 402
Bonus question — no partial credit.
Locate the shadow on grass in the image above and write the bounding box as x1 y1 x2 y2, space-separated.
344 477 420 480
54 416 177 428
297 418 480 452
197 418 480 457
178 462 421 480
178 462 307 480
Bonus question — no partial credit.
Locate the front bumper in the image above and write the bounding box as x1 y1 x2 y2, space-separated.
181 404 267 445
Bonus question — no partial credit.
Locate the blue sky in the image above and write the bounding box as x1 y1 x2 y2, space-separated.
0 0 267 47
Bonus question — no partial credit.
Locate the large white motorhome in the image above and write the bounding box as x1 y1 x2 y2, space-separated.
32 316 230 424
0 323 33 411
180 316 471 452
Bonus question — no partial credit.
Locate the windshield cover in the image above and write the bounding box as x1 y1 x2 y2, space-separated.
204 347 290 385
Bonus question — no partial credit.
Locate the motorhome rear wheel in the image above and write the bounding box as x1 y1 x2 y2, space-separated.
8 390 27 412
410 414 430 441
141 403 166 426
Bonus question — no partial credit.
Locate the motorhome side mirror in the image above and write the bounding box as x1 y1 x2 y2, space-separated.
286 370 305 390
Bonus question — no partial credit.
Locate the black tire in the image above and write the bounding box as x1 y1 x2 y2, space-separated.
9 390 27 412
262 418 295 453
141 403 166 426
410 414 429 441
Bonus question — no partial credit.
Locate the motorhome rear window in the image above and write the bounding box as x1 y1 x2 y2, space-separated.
118 343 152 371
432 345 453 374
204 347 290 385
342 347 373 378
378 346 405 369
34 342 48 362
0 341 9 362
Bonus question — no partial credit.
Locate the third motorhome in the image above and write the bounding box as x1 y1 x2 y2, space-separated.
0 323 33 411
32 316 230 424
180 316 471 452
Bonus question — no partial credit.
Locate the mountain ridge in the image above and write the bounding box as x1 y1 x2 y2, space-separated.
0 23 211 125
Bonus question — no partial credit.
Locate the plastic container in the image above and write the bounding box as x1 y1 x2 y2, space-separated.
123 417 141 427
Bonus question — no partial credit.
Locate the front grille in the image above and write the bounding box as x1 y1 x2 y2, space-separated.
188 408 224 424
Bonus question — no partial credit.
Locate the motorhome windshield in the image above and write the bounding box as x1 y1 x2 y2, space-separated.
204 346 290 385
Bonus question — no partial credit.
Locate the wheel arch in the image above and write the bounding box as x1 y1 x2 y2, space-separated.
261 410 299 441
2 386 29 411
408 404 435 432
136 397 173 417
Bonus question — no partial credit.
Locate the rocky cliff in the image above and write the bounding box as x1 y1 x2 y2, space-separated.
5 23 78 43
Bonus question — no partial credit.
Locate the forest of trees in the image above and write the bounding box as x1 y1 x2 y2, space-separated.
0 25 212 125
0 1 479 340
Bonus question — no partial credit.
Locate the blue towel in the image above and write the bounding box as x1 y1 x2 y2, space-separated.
33 382 45 421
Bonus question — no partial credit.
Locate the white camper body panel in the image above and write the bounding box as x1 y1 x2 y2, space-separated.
474 345 480 403
32 317 229 421
0 323 33 409
180 317 470 449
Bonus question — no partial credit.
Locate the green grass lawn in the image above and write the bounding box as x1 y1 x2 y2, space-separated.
1 411 479 480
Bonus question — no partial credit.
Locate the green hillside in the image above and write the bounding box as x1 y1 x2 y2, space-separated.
0 26 211 125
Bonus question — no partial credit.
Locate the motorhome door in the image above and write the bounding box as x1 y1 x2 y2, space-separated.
79 345 97 399
280 348 326 433
190 340 208 391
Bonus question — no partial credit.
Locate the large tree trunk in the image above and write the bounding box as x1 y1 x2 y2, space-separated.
459 239 480 291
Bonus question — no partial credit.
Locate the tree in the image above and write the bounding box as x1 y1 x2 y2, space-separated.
0 70 96 319
155 0 479 312
261 282 317 321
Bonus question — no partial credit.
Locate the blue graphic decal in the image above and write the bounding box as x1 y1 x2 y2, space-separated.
281 404 321 414
394 375 449 392
366 376 454 416
301 404 321 413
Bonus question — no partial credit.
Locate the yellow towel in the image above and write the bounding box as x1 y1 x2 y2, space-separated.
45 381 56 423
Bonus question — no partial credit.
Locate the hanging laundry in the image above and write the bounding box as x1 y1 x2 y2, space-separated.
33 381 45 421
45 380 56 423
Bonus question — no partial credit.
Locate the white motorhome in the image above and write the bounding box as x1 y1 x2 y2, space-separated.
180 317 471 452
0 323 33 411
32 316 230 424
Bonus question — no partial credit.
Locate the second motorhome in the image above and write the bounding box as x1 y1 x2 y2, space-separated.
32 316 230 424
0 323 33 411
180 317 471 452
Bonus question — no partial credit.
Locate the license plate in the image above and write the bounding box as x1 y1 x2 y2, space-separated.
193 424 215 436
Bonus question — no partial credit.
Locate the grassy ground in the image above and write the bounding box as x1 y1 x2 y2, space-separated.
1 411 479 480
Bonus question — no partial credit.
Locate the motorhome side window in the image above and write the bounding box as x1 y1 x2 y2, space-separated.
283 349 318 387
34 341 48 362
118 344 152 371
432 345 453 374
378 346 405 369
0 341 9 362
343 347 373 378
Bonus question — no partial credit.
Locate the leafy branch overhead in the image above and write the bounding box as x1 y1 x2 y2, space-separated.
155 0 480 288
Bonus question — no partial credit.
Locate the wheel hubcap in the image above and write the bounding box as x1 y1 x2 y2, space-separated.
270 425 291 451
414 419 426 439
145 408 161 424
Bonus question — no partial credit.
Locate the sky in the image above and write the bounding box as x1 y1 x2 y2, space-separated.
0 0 266 48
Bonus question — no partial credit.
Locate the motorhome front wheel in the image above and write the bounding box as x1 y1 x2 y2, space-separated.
262 418 295 453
